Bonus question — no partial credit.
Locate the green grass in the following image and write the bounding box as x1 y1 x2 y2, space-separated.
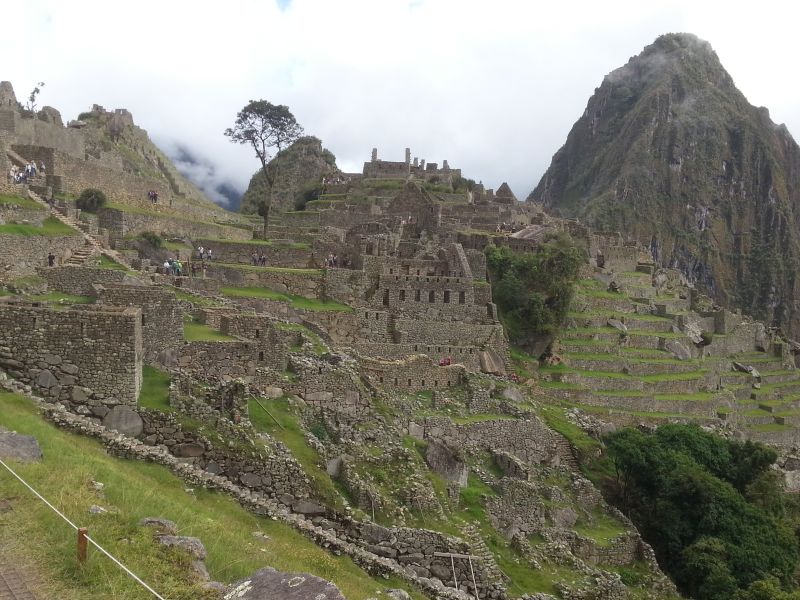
28 292 94 304
183 314 235 342
575 512 628 547
0 193 44 209
221 286 352 312
95 254 128 271
247 398 346 510
199 237 310 249
0 392 424 600
273 322 329 355
0 216 77 236
138 366 171 411
171 289 225 308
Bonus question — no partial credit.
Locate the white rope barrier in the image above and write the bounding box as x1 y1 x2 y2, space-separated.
0 457 168 600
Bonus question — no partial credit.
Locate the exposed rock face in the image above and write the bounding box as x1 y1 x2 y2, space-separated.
224 567 346 600
529 32 800 334
240 136 338 214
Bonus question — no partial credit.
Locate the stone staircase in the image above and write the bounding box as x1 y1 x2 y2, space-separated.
63 245 96 266
459 523 507 584
26 190 133 270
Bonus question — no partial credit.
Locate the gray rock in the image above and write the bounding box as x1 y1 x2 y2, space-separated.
139 517 178 535
90 406 109 418
408 422 424 440
479 348 506 376
501 386 524 403
71 386 91 403
102 406 143 437
60 363 79 375
292 501 326 517
36 369 58 389
607 318 628 334
387 591 412 600
205 461 222 474
172 443 205 458
159 535 207 560
224 567 345 600
263 386 284 399
240 473 262 487
664 340 692 361
326 456 343 478
425 439 468 487
44 354 62 365
0 429 42 462
360 522 392 544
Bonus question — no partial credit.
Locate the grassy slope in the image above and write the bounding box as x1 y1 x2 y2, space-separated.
0 392 424 600
0 216 77 236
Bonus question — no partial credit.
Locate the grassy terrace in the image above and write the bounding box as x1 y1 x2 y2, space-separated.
138 365 171 411
199 237 311 249
222 286 352 312
0 193 44 209
540 364 708 382
0 392 424 600
183 314 236 342
214 262 321 275
27 292 94 304
0 216 77 236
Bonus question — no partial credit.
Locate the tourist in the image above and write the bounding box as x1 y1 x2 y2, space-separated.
163 259 171 275
175 260 183 276
259 251 266 266
197 245 204 259
251 250 258 265
207 248 212 261
47 252 55 267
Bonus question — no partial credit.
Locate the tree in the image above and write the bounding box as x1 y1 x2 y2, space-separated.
76 188 107 213
224 100 303 233
26 81 45 113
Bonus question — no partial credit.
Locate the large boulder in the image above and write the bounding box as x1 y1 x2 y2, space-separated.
425 439 468 487
224 567 346 600
0 428 42 463
479 348 506 376
102 406 144 437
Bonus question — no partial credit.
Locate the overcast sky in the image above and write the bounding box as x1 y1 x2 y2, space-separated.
3 0 799 208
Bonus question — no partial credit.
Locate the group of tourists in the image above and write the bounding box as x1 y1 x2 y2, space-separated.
251 250 267 266
8 161 44 184
322 174 350 186
147 190 159 204
162 257 184 276
196 246 212 261
495 222 520 233
324 253 350 268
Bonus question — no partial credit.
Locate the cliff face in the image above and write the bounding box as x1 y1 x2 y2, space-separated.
529 33 800 333
240 136 338 214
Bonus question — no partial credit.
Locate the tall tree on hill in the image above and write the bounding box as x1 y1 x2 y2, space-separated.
225 100 303 234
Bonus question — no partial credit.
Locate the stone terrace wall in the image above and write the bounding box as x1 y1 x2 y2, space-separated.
38 265 134 296
361 356 466 391
194 238 313 269
355 342 483 370
0 233 86 280
0 204 46 226
178 340 288 381
0 301 142 406
98 208 251 241
206 264 324 298
96 284 183 362
419 416 562 468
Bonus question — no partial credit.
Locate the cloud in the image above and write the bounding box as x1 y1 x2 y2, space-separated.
4 0 800 207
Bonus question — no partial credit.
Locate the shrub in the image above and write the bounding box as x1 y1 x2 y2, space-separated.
76 188 107 213
139 231 163 249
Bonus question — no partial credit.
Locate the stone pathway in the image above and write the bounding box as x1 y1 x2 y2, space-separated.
0 552 38 600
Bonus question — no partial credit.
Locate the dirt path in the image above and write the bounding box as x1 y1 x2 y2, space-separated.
0 551 38 600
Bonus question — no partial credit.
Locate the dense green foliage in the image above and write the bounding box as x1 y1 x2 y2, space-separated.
605 424 798 599
76 188 107 213
486 233 583 347
139 230 163 249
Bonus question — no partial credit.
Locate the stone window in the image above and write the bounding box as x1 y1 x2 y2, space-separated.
141 314 146 326
255 329 260 338
379 376 384 383
421 379 425 387
365 312 369 318
428 290 435 303
434 380 438 387
459 291 466 304
80 321 86 337
415 290 421 302
443 290 450 304
258 351 264 361
399 290 406 301
407 379 411 387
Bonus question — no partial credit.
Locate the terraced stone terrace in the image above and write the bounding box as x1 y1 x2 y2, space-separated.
540 266 800 444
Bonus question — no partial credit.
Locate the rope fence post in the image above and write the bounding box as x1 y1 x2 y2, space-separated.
77 527 88 564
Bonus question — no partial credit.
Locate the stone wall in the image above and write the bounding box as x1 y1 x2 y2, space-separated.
360 355 466 391
0 301 142 406
418 416 563 468
98 207 251 241
0 112 85 157
96 284 183 362
193 238 312 268
38 265 134 296
0 233 86 280
206 264 324 297
0 204 46 226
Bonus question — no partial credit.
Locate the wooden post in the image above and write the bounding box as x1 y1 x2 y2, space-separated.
77 527 88 564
